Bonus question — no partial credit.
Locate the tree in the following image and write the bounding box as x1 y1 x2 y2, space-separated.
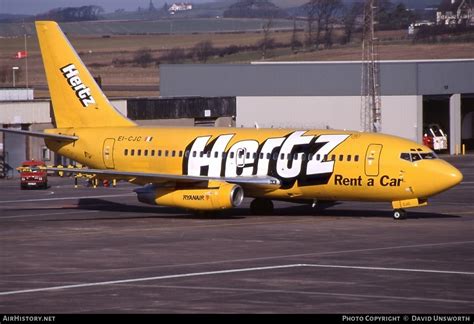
341 2 364 44
259 18 274 59
36 5 104 21
192 41 214 63
148 0 156 12
223 0 286 18
304 0 342 50
161 47 187 64
134 48 154 67
290 18 302 52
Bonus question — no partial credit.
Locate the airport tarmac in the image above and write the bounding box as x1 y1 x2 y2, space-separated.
0 155 473 313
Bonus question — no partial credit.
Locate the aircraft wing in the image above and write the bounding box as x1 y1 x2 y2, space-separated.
45 167 281 189
0 128 78 141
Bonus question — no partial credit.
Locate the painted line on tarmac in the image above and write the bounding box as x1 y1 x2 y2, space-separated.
0 193 135 204
0 264 301 296
1 263 473 297
303 264 474 275
0 210 99 219
146 284 473 305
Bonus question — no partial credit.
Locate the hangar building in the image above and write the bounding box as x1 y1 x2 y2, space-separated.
160 59 474 155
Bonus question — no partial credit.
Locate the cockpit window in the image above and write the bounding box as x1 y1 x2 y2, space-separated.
400 153 411 161
420 152 438 160
400 151 438 162
411 153 422 161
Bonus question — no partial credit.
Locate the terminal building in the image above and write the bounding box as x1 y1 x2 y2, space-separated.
1 59 473 178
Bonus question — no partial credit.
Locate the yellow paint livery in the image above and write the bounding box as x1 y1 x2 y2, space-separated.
4 21 464 220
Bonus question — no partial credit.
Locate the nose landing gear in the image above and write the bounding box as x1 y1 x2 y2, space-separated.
393 209 407 220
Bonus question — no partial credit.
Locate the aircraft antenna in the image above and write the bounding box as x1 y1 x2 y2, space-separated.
360 0 382 132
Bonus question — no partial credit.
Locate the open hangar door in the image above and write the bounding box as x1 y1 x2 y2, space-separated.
423 95 450 153
3 125 28 178
461 94 474 152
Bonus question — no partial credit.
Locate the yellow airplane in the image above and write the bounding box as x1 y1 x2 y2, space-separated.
0 21 463 220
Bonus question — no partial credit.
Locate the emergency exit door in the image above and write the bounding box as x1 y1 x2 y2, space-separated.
103 138 115 169
365 144 382 176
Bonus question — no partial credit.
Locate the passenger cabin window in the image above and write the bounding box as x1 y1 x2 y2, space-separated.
347 155 351 162
151 150 155 157
137 149 142 156
179 151 183 158
124 149 128 156
158 150 162 157
144 150 148 156
131 149 135 156
172 150 176 157
354 155 359 162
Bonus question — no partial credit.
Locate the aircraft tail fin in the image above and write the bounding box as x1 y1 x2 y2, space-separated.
35 21 135 128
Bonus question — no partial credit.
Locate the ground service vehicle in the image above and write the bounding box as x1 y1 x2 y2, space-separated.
423 124 448 151
0 21 463 220
19 160 48 189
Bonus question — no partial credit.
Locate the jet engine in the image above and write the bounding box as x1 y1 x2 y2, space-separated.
135 182 244 210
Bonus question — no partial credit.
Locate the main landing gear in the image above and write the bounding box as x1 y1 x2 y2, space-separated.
250 198 274 215
392 209 407 220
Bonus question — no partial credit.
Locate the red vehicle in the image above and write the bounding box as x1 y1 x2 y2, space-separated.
18 160 48 189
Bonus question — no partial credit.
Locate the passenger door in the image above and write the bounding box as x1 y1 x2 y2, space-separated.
365 144 382 176
103 138 115 169
235 148 247 168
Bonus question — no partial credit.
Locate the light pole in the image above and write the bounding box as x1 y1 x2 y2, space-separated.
12 66 19 87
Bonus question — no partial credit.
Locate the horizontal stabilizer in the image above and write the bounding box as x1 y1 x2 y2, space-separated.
0 128 78 141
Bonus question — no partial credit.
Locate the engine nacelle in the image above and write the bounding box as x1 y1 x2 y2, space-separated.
135 182 244 210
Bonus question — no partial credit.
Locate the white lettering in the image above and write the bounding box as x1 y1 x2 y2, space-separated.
306 134 349 175
225 140 258 177
276 131 313 178
60 63 95 107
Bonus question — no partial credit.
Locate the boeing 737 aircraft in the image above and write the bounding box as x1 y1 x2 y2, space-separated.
0 21 463 219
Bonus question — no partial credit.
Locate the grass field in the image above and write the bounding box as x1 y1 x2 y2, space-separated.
0 18 303 37
1 25 473 98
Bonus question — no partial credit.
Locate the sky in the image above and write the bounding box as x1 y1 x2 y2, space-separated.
0 0 215 15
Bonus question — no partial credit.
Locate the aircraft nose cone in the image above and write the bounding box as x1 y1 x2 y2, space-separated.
445 165 463 188
421 161 463 197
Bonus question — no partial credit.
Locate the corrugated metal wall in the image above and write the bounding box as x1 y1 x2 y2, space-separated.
160 60 474 97
127 97 236 120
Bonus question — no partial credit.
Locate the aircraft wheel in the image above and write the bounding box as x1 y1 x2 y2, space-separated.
250 198 274 215
393 209 407 220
